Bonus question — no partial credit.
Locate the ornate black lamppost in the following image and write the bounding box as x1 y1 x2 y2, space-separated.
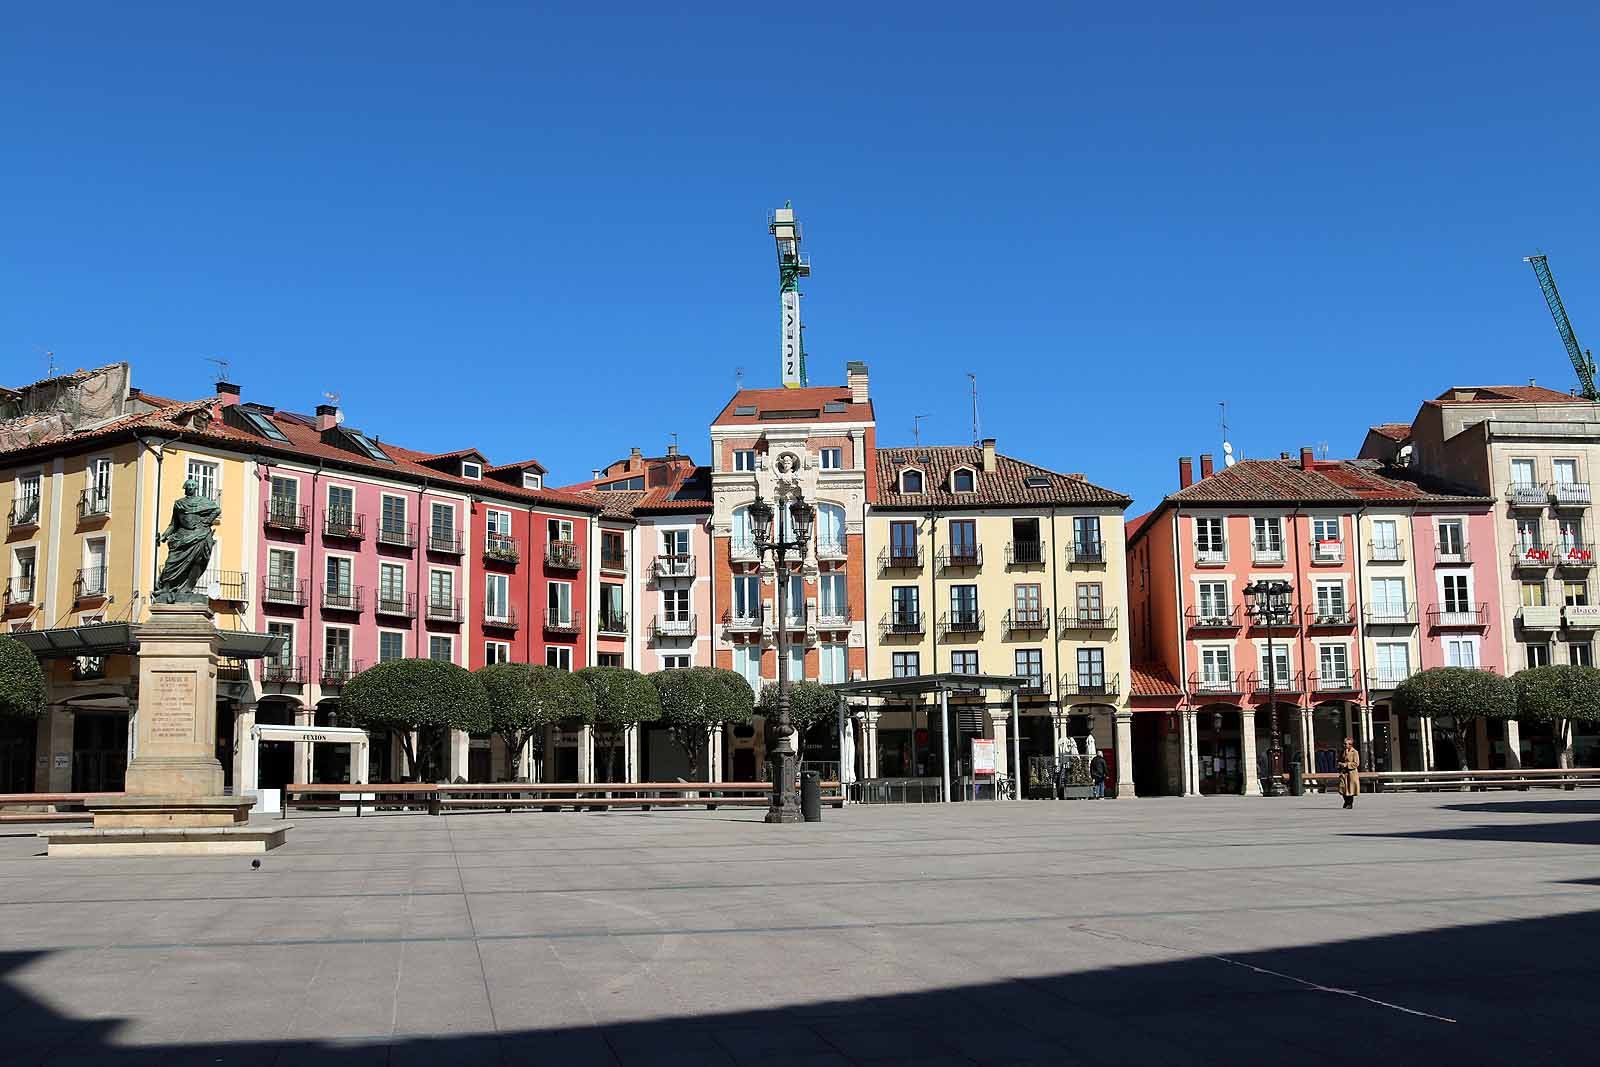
1243 579 1294 797
750 492 815 824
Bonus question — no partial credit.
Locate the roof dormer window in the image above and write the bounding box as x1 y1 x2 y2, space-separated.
523 472 542 490
461 461 482 480
900 469 925 494
950 467 976 493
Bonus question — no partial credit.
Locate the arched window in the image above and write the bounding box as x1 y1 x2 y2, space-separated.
901 469 924 494
816 503 846 557
951 468 976 493
731 506 755 556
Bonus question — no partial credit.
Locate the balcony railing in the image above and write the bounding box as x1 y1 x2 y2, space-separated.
1367 540 1405 562
1309 538 1345 563
653 554 696 579
1251 541 1286 564
2 578 34 610
483 604 519 631
1512 545 1554 569
1366 669 1415 691
1185 605 1239 629
78 489 111 521
1427 604 1488 628
1553 481 1592 507
1068 541 1105 565
1364 603 1417 626
217 657 249 684
426 596 463 623
375 591 416 618
1060 674 1120 699
322 584 364 613
1058 608 1118 631
816 539 848 562
939 544 983 569
1435 541 1470 564
320 659 363 689
814 606 851 629
1310 671 1359 693
730 538 760 563
723 608 763 633
1018 674 1051 697
265 500 309 533
1006 540 1045 566
8 500 40 530
1303 605 1354 628
1004 608 1050 633
1189 671 1245 695
261 657 306 685
1246 606 1299 630
427 528 463 555
879 546 924 571
600 550 628 574
1248 671 1304 694
262 577 308 607
1517 605 1561 631
545 540 581 570
598 610 628 635
74 567 108 600
484 534 520 564
1194 542 1228 565
204 569 249 603
650 614 695 639
377 521 416 549
879 611 924 637
1556 542 1596 569
939 610 985 637
1507 482 1549 507
324 509 366 541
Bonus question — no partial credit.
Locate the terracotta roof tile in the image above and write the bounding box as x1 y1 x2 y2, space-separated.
1428 385 1590 405
1130 663 1182 697
874 446 1129 509
1165 458 1487 507
575 466 713 519
1368 423 1412 441
711 385 873 426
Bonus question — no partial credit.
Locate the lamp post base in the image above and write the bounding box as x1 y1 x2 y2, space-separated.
767 750 802 824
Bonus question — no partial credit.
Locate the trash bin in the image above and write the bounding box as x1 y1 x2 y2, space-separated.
801 771 822 822
1289 762 1305 797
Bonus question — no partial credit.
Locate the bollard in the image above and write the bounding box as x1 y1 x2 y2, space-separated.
801 771 822 822
1289 762 1305 797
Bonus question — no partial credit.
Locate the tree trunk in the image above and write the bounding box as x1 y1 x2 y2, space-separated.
1559 719 1574 770
397 729 418 782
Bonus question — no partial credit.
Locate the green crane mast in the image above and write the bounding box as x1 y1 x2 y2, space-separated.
1525 254 1597 401
771 203 810 388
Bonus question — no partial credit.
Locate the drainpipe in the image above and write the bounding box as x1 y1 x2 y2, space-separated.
1048 505 1063 730
526 504 536 665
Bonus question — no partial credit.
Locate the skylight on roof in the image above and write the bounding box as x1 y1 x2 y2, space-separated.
760 409 820 420
823 401 847 413
1024 476 1051 488
240 408 288 443
734 404 757 416
343 429 393 463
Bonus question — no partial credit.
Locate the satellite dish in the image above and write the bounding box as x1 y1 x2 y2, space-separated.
1224 453 1237 467
1222 441 1234 456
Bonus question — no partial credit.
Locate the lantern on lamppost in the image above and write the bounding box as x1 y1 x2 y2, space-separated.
1243 579 1294 797
751 490 814 824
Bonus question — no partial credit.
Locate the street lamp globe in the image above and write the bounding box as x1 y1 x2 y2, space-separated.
750 497 774 547
790 499 815 544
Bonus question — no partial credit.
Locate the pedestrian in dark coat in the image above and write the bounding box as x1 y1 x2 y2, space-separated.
1337 738 1361 809
1089 753 1108 799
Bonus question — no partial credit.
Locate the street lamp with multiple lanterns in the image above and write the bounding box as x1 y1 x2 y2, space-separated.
1243 578 1294 797
749 491 815 824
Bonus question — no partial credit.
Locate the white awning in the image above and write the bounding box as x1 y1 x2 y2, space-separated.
252 725 369 745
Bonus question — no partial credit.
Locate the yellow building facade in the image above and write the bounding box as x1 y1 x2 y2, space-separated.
863 441 1133 794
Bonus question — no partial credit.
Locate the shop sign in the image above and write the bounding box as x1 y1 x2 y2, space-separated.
1565 605 1600 627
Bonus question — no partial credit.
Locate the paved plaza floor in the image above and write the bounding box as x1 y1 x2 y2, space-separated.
2 793 1598 1065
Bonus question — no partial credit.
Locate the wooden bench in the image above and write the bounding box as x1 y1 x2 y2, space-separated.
0 792 122 824
1298 768 1600 793
283 781 845 817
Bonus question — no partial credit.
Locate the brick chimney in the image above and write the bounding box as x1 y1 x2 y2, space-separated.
216 381 240 407
629 446 643 472
846 361 869 404
1300 446 1314 470
981 437 997 472
1179 457 1194 489
315 403 339 431
1199 453 1214 479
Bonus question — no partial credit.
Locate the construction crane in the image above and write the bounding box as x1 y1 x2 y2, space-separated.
1525 254 1597 401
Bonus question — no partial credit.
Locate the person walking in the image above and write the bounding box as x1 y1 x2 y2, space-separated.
1337 738 1361 809
1089 752 1108 799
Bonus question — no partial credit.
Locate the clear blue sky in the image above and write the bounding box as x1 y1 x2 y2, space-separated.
5 3 1598 513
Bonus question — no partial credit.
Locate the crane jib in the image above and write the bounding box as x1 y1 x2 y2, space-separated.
1526 254 1597 401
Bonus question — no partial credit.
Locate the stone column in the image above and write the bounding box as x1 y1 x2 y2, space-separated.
1504 718 1523 770
1419 716 1435 771
1113 710 1135 798
1180 709 1200 796
705 722 721 781
233 703 257 796
1358 705 1377 765
988 707 1010 789
293 704 314 786
861 710 880 778
624 723 639 783
47 705 73 791
578 723 594 784
446 729 470 782
1239 706 1261 796
1299 708 1315 773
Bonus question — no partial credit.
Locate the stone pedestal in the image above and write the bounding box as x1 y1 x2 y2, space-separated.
48 603 290 857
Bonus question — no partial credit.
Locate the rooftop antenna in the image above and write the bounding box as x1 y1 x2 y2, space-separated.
735 366 745 390
670 431 679 452
968 373 981 445
912 414 931 447
206 357 231 384
1220 401 1238 467
44 349 58 377
322 391 345 424
1317 441 1330 460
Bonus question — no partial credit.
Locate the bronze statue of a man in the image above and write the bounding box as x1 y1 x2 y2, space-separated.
153 478 221 604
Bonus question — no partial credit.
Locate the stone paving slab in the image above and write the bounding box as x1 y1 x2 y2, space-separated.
1 793 1599 1064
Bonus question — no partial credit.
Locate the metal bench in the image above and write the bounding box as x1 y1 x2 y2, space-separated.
283 781 845 817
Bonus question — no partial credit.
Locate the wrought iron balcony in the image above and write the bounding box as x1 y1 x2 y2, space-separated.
650 614 694 639
204 569 249 603
597 610 628 635
1004 608 1050 634
1006 540 1045 566
1309 538 1345 564
428 527 463 555
1018 674 1051 697
1060 674 1120 699
1194 542 1228 565
729 538 760 563
939 610 985 637
723 608 763 633
1367 540 1405 563
1517 605 1561 631
320 659 363 689
1427 603 1488 628
1068 541 1105 565
1553 482 1592 508
545 540 581 570
261 656 307 685
814 606 851 630
1246 605 1299 630
78 488 111 521
324 509 366 541
375 591 416 618
265 499 309 533
1248 671 1303 694
1366 669 1414 692
1363 603 1417 626
1435 540 1470 564
262 576 308 607
1188 670 1244 695
2 577 34 610
1303 606 1354 628
322 583 364 613
483 604 519 631
879 611 924 637
1251 541 1286 564
1309 671 1358 693
938 544 982 570
217 657 249 684
815 538 848 562
484 534 520 564
1512 545 1554 569
654 554 696 579
427 596 463 623
1185 605 1239 630
377 521 417 549
74 567 108 600
1556 542 1596 569
1058 608 1118 631
7 500 40 531
1507 482 1549 508
879 546 924 571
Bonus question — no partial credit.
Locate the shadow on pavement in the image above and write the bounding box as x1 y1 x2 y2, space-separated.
1439 798 1600 816
5 909 1600 1065
1351 819 1600 847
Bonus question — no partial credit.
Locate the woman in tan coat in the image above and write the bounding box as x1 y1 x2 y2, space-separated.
1337 738 1361 809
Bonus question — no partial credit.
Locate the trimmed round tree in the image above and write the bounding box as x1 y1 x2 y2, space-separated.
651 667 753 779
0 636 47 720
757 679 838 743
1513 665 1600 768
576 666 661 782
340 658 490 781
1392 666 1516 770
479 663 596 781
